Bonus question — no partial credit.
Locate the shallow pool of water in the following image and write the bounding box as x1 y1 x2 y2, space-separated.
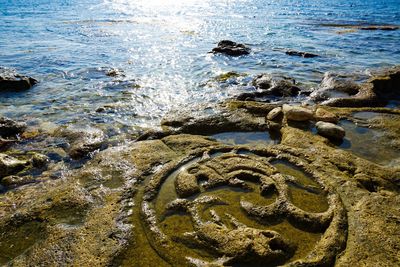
339 118 400 165
211 131 279 146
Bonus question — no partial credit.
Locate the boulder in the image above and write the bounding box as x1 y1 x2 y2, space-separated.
212 40 250 56
316 121 345 140
285 50 319 58
283 104 314 121
314 108 339 123
0 117 26 137
0 67 38 91
0 153 28 178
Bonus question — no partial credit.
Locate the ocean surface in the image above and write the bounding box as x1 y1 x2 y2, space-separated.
1 0 399 133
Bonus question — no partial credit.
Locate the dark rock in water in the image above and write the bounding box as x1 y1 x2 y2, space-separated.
237 74 300 101
320 23 399 31
95 107 106 113
105 68 125 77
0 67 38 91
0 117 26 137
316 121 345 140
212 40 250 56
285 50 319 58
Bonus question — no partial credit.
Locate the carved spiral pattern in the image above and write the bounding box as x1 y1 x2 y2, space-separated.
142 147 347 266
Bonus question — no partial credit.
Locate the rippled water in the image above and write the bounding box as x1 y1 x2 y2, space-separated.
1 0 399 131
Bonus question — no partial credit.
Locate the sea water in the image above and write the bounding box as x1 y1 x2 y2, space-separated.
0 0 399 131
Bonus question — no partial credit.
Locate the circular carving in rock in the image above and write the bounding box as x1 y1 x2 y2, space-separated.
142 147 347 266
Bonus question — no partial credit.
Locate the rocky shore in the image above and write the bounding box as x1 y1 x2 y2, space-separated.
0 64 399 266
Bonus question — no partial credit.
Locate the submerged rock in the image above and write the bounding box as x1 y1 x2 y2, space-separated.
0 116 26 137
316 121 345 140
211 40 250 56
321 23 399 32
283 104 314 121
0 67 38 91
285 50 319 58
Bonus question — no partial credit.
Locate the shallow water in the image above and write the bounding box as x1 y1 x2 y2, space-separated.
211 131 279 146
1 0 399 131
339 116 400 165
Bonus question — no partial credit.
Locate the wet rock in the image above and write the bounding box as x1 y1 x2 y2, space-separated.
0 67 38 91
283 104 314 121
285 50 319 58
253 74 300 96
314 107 339 123
0 137 15 149
0 116 26 137
213 71 243 82
161 105 268 135
237 74 300 101
0 153 28 178
211 40 250 56
370 66 400 102
30 153 49 168
105 68 125 77
316 121 345 140
311 67 400 107
310 72 361 102
95 107 106 113
267 107 283 121
55 125 105 159
1 175 35 187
